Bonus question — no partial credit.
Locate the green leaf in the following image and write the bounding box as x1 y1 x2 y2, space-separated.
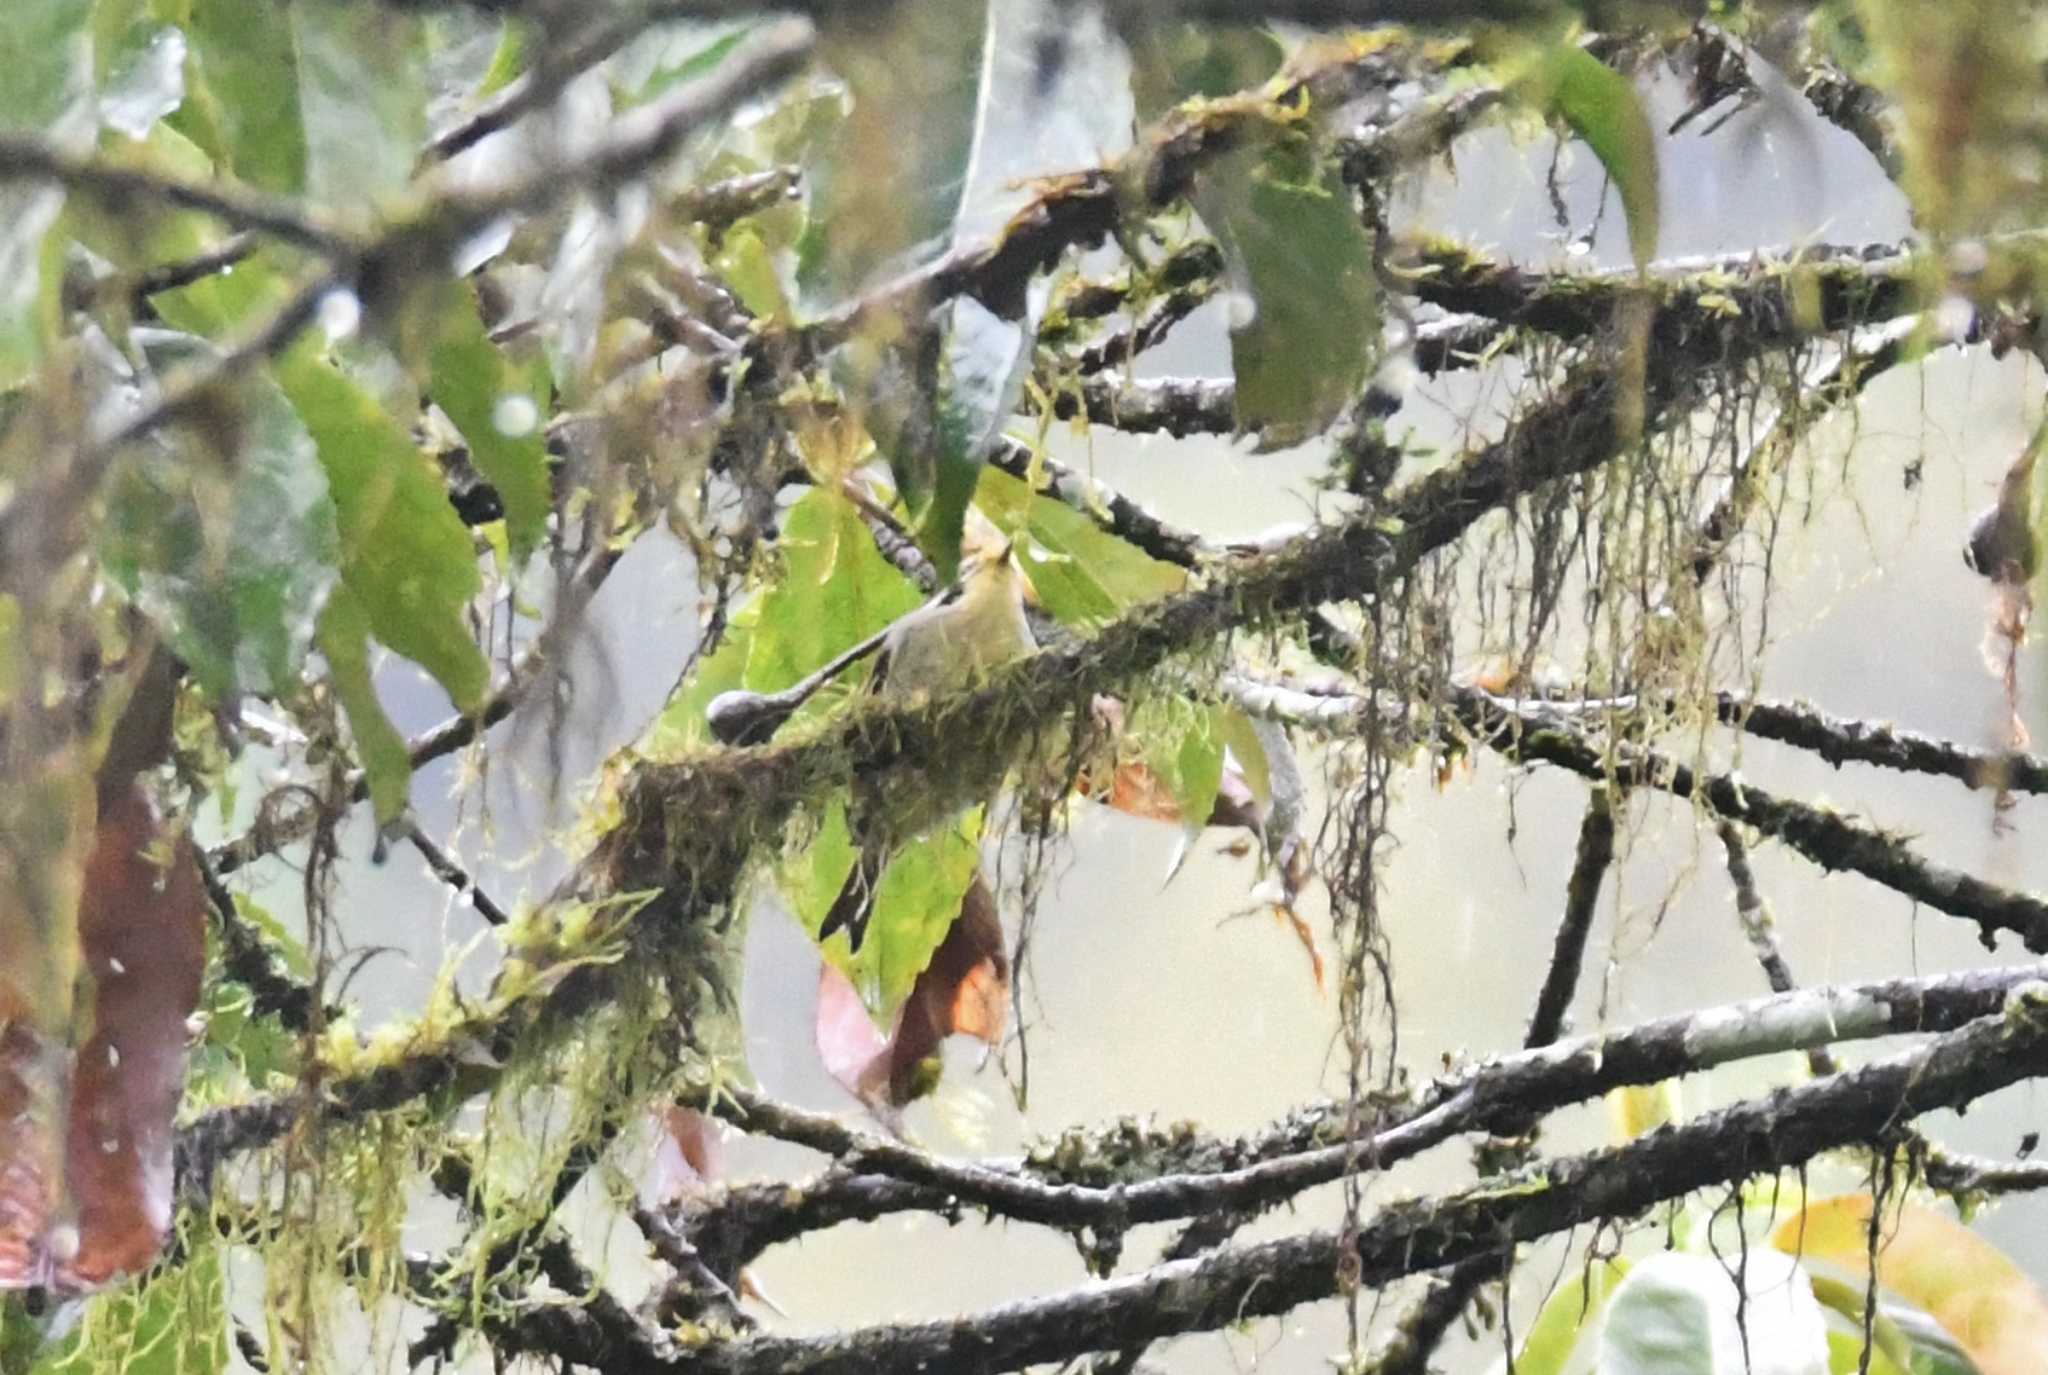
912 297 1029 582
1218 142 1381 446
1142 704 1225 841
1 1301 49 1375
648 487 921 756
1216 706 1272 813
857 809 983 1014
425 285 552 564
1127 21 1282 118
101 333 340 699
279 344 489 714
1824 1332 1909 1375
1130 23 1378 446
0 0 92 128
0 197 68 392
474 19 529 100
176 0 306 193
1806 1278 1921 1375
140 136 291 337
798 0 990 303
627 25 753 107
795 805 984 1020
315 585 413 824
712 226 790 322
743 488 923 698
167 2 426 206
1526 43 1660 272
1506 1258 1627 1375
0 0 90 387
292 3 426 211
974 466 1185 627
1597 1252 1827 1375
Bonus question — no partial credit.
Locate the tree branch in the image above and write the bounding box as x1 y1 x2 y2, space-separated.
0 135 352 257
671 966 2042 1273
1459 691 2048 954
667 988 2048 1375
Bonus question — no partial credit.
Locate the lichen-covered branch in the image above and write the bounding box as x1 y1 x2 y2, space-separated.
1716 692 2048 795
1460 693 2048 953
657 988 2048 1375
667 966 2041 1275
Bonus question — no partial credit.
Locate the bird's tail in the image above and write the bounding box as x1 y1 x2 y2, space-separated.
818 844 887 951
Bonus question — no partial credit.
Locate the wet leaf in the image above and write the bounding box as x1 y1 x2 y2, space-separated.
1131 23 1377 446
0 0 92 130
913 298 1029 583
96 23 187 140
0 783 205 1300
1209 137 1381 446
0 0 90 387
60 784 206 1293
293 4 426 211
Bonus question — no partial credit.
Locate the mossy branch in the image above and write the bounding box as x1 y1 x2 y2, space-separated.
665 989 2048 1375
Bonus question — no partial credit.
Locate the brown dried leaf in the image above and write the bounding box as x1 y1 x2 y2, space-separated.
0 781 205 1298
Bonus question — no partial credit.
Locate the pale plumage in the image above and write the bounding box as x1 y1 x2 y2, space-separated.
819 544 1035 950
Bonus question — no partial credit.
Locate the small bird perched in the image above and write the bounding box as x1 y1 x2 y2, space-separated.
818 535 1036 950
1965 436 2040 585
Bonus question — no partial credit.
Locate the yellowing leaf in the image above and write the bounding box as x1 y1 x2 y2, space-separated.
1771 1195 2048 1375
1605 1078 1681 1139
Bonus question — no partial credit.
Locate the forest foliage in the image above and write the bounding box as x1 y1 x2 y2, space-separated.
2 1 2048 1373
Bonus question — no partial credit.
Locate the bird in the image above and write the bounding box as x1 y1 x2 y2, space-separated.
1965 437 2040 585
817 536 1036 951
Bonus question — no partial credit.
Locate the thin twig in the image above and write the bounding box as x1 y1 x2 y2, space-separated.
402 819 513 926
0 134 353 257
